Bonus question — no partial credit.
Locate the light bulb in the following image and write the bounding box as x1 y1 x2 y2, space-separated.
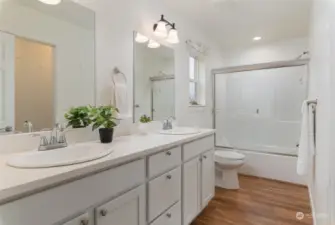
148 40 160 49
37 0 62 5
135 33 149 43
166 29 179 44
154 21 168 38
253 36 262 41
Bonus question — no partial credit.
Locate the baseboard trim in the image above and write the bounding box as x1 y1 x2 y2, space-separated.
309 186 317 225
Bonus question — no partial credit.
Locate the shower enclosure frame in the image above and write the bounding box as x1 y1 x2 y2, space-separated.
211 58 310 156
150 75 175 120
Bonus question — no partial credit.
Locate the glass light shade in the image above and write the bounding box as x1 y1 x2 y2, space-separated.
166 29 180 44
154 21 168 38
135 33 149 43
38 0 62 5
148 40 160 49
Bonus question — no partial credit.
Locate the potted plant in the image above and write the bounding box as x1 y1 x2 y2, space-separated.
138 114 152 134
91 105 119 143
64 106 92 128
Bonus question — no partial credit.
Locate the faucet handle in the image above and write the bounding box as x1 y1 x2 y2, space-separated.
40 136 48 146
59 133 67 144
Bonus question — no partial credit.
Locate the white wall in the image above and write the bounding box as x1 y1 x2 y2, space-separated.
309 0 334 224
221 37 309 67
0 0 95 125
79 0 223 128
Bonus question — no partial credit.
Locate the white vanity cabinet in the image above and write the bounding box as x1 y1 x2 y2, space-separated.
183 136 215 225
0 133 215 225
95 185 146 225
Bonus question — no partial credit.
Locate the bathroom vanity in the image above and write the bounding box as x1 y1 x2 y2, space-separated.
0 130 215 225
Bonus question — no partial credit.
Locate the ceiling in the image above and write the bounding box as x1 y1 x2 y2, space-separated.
160 0 312 50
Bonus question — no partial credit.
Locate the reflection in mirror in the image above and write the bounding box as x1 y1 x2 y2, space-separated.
0 0 95 134
133 32 175 123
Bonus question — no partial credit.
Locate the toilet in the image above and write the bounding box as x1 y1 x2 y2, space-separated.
215 150 246 190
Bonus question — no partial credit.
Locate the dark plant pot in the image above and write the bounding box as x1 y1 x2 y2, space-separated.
99 128 114 144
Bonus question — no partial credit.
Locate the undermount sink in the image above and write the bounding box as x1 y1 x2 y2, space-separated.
159 127 201 135
7 143 113 169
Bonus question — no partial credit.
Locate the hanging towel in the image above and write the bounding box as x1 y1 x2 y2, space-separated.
111 72 129 118
297 100 315 176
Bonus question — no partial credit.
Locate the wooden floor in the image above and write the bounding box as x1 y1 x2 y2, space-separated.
192 175 313 225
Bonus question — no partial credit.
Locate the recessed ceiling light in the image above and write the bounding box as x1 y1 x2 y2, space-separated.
37 0 62 5
253 36 262 41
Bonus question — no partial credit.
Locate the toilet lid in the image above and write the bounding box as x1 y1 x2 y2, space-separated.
215 151 245 160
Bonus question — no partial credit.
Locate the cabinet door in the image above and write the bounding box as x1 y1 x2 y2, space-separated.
201 150 215 209
96 185 145 225
183 157 201 225
61 212 92 225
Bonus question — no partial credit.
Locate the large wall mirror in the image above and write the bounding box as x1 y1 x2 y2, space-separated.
0 0 95 134
133 32 175 123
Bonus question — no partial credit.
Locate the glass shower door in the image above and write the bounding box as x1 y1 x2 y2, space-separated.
214 65 308 155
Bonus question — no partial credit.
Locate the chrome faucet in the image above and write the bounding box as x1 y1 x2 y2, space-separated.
24 121 33 133
38 123 67 151
162 117 174 130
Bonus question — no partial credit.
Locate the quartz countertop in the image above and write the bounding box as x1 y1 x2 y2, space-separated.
0 129 215 204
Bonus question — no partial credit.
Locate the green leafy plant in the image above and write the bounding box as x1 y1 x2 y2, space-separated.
90 105 119 131
64 106 92 128
140 115 152 123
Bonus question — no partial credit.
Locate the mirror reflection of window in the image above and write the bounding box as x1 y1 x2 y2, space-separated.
189 56 206 106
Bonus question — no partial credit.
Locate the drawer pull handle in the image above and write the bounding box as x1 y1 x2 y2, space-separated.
100 209 108 216
166 213 172 218
166 174 172 179
203 155 207 159
166 151 172 156
80 219 89 225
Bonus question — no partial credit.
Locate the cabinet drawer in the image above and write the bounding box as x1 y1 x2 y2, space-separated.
148 146 181 178
0 159 145 225
183 135 214 161
62 212 92 225
151 202 181 225
148 167 181 222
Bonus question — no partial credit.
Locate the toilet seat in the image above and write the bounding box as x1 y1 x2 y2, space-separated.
215 151 245 160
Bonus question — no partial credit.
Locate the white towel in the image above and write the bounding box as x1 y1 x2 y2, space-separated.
297 100 315 176
111 73 129 118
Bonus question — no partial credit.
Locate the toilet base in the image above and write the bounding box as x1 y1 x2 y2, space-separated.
215 168 240 190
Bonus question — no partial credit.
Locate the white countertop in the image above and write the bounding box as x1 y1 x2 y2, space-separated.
0 129 214 204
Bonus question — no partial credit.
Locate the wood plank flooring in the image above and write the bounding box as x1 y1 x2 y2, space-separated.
192 175 313 225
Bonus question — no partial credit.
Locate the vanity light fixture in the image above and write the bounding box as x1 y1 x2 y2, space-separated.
37 0 62 5
166 24 180 44
148 40 160 49
135 33 149 43
153 15 179 44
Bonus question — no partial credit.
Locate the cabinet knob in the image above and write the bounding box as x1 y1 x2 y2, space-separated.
80 219 89 225
100 209 108 217
166 213 172 218
166 151 172 156
203 155 207 159
166 174 172 180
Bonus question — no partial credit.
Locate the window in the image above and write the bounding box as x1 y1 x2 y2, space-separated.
189 56 199 105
